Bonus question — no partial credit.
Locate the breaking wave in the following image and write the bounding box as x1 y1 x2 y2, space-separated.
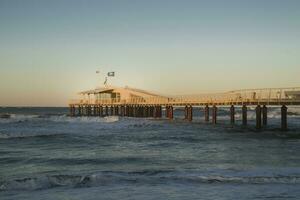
1 171 300 191
0 113 120 123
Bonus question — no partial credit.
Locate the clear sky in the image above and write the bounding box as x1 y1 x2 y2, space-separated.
0 0 299 106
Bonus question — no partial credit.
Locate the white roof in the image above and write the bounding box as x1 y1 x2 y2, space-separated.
79 85 167 98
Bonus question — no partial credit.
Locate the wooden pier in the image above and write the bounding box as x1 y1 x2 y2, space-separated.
69 86 300 130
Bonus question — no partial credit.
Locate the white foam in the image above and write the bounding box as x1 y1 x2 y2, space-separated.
49 115 120 123
2 172 300 191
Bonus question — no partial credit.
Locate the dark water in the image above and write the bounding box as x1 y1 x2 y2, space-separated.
0 107 300 200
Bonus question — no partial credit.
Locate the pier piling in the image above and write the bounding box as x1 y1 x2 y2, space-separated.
93 106 97 116
230 105 235 125
256 105 262 129
145 106 149 117
262 105 267 126
105 106 109 116
99 106 103 117
188 106 193 121
169 106 174 119
205 105 209 122
78 106 81 116
110 106 114 116
281 105 287 130
184 106 188 120
212 105 217 124
165 106 169 118
242 105 247 126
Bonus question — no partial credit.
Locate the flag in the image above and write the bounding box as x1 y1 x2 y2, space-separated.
96 70 100 74
107 72 115 77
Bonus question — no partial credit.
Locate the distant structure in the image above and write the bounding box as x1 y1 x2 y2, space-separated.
69 85 300 131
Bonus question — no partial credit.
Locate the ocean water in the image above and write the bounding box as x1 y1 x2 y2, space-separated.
0 106 300 200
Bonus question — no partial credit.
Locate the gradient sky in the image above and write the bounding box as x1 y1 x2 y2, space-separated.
0 0 299 106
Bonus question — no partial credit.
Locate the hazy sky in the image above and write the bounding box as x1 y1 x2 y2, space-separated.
0 0 299 106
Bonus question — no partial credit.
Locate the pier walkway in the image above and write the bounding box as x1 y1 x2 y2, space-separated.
69 87 300 130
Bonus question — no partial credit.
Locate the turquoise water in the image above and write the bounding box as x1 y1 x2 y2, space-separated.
0 107 300 200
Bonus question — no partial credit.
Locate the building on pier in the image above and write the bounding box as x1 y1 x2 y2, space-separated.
71 85 169 105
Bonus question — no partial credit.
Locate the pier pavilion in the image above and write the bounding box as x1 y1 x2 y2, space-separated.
69 86 300 130
74 85 169 105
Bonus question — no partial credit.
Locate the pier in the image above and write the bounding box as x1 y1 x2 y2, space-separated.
69 86 300 130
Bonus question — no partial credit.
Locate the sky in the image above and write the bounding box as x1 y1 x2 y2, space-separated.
0 0 299 106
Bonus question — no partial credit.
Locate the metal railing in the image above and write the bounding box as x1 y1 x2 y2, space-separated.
69 87 300 106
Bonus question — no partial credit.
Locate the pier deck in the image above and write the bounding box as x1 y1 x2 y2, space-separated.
69 87 300 130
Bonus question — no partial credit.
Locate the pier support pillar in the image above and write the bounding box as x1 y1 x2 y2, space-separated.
105 106 109 116
138 106 141 117
86 106 88 116
184 106 188 120
95 106 99 116
132 106 135 117
93 106 97 116
99 106 103 117
187 106 193 121
81 106 84 116
83 106 86 116
127 105 132 117
78 106 82 116
155 106 158 118
138 106 142 117
169 106 174 119
165 106 169 118
83 106 85 116
120 106 124 117
136 106 139 117
82 106 85 116
256 105 262 129
125 106 129 117
158 106 162 118
212 105 217 124
281 105 287 130
230 105 235 125
205 105 209 122
124 105 127 116
131 106 134 117
149 106 154 117
87 106 91 116
110 106 114 116
262 105 267 126
242 105 247 126
127 106 131 117
116 106 119 116
142 106 145 117
145 106 149 117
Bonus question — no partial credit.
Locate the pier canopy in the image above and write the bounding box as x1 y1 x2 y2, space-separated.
72 85 169 105
69 86 300 106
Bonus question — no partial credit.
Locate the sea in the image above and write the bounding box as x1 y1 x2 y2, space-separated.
0 106 300 200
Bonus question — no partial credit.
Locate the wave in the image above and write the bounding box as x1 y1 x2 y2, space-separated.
0 113 40 123
0 132 65 139
0 113 120 124
1 171 300 191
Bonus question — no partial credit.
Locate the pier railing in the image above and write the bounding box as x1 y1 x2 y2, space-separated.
69 87 300 106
